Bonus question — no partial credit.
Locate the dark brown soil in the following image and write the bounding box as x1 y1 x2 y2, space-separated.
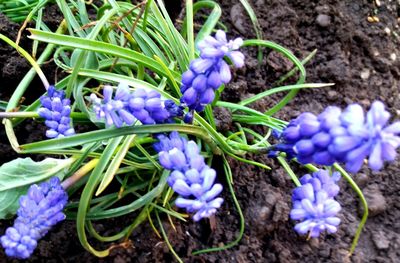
1 1 400 262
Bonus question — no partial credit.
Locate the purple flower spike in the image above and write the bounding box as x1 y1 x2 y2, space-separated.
290 170 341 238
90 83 183 127
38 86 75 139
1 177 68 259
154 132 223 221
180 30 244 112
273 101 400 173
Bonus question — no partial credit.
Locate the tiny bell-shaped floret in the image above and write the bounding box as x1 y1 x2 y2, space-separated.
154 132 224 221
38 86 76 138
180 30 244 115
290 170 341 238
90 83 183 127
273 101 400 173
1 177 68 259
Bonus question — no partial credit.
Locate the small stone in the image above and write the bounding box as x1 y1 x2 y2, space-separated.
327 90 338 100
360 68 370 79
384 27 391 35
316 14 331 27
361 184 386 217
367 16 380 23
390 53 396 61
372 230 390 250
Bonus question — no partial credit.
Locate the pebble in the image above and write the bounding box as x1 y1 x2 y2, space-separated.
316 14 331 27
360 68 370 79
372 230 390 250
327 90 338 100
390 53 396 61
367 16 380 23
361 184 386 217
257 206 271 221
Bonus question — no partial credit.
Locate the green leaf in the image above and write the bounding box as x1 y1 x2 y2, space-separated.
0 188 21 219
0 157 73 219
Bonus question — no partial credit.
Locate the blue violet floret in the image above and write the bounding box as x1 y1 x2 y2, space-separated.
273 101 400 173
180 30 244 114
154 131 223 221
90 82 183 127
1 177 68 259
38 85 76 138
290 170 341 238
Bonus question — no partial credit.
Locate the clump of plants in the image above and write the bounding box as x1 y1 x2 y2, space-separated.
0 0 399 261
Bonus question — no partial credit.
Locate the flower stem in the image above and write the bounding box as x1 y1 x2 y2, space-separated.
61 159 99 189
334 163 368 255
0 111 88 120
0 112 39 118
186 0 195 61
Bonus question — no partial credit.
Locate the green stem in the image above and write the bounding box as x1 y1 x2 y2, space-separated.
186 0 195 61
76 137 124 257
61 159 99 189
155 210 184 263
142 0 153 31
0 111 87 119
334 163 368 255
3 119 21 153
0 112 39 118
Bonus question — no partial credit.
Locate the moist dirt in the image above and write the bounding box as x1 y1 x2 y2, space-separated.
1 1 400 262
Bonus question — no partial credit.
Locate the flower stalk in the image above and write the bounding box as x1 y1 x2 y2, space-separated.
61 158 100 190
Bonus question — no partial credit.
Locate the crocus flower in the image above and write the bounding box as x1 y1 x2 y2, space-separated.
154 132 223 221
90 83 183 127
273 101 400 173
290 170 341 238
180 30 244 115
1 177 68 259
38 86 75 138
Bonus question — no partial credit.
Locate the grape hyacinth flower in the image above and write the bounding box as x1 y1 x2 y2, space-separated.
154 132 223 221
290 170 341 238
38 86 75 138
180 30 244 114
90 83 183 127
1 177 68 259
273 101 400 173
